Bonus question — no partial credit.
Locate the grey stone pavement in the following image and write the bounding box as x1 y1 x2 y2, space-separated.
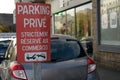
97 65 120 80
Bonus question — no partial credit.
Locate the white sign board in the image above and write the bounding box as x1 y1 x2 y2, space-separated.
101 13 108 29
110 12 117 28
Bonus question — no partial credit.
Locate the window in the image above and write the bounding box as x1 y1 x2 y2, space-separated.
0 40 11 55
54 9 75 36
100 0 120 45
51 40 84 61
54 12 66 34
54 3 92 40
66 9 75 36
76 3 92 40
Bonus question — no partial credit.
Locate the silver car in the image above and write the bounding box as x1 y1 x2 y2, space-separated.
0 34 100 80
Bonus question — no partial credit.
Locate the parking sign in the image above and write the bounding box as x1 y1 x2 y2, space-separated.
16 3 51 63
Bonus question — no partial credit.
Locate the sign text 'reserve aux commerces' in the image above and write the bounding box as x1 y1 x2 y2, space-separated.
16 3 51 63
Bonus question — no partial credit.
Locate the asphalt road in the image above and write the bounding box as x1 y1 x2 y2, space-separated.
97 65 120 80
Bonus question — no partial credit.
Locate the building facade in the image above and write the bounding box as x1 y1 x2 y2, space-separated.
93 0 120 70
51 0 120 70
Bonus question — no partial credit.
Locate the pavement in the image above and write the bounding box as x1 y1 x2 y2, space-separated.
97 65 120 80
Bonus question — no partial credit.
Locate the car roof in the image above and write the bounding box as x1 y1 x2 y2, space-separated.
0 38 16 47
51 34 77 40
0 38 15 41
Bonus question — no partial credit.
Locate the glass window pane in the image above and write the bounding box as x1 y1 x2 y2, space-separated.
66 9 75 36
51 40 81 61
76 3 92 40
100 0 120 45
0 40 11 55
54 12 66 34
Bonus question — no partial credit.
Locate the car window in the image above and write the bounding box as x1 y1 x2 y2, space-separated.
0 40 11 56
51 39 85 62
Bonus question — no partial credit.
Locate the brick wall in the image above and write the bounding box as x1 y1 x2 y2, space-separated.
95 52 120 70
92 0 120 71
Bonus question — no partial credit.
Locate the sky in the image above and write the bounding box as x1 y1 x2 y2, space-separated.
0 0 15 14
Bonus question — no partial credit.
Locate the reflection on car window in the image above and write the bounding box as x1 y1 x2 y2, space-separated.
0 40 11 55
51 40 81 61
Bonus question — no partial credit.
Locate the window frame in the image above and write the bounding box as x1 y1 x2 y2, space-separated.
97 0 120 53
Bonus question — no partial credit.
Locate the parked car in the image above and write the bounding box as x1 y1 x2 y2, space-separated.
0 38 16 63
0 34 99 80
81 37 93 57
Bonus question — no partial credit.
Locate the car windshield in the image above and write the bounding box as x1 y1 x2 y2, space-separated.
51 39 81 61
0 40 11 55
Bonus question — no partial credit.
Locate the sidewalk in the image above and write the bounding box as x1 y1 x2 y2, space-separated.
97 65 120 80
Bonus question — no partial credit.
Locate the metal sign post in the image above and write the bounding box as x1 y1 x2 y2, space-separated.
33 63 42 80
